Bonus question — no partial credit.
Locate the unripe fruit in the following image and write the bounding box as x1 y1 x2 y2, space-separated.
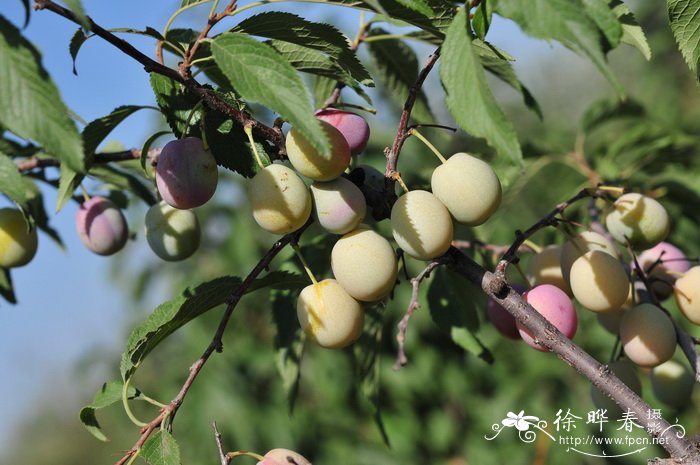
620 303 676 368
297 279 364 349
256 448 311 465
145 201 201 261
315 108 370 155
560 231 617 287
486 283 526 340
674 266 700 325
605 193 670 249
310 177 366 235
390 190 453 260
590 360 641 419
285 121 351 181
637 242 690 301
569 250 630 313
0 208 38 268
248 164 312 234
331 226 397 302
526 245 571 296
597 310 625 335
155 137 218 209
650 359 694 409
517 284 577 351
430 152 501 226
75 197 128 256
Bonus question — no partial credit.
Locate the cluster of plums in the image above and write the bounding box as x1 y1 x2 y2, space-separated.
246 109 503 349
486 192 696 411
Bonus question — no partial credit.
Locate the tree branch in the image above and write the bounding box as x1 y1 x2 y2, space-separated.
34 0 284 150
15 148 161 173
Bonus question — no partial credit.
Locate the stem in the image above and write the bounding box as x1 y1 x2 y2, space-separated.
122 379 147 427
227 451 266 461
394 173 409 194
244 124 266 170
408 128 446 163
182 100 204 137
292 243 318 285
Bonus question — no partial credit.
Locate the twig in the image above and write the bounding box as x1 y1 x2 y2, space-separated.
213 422 230 465
393 259 442 370
16 148 161 173
180 0 237 79
443 246 699 461
451 240 537 256
114 230 304 465
34 0 284 151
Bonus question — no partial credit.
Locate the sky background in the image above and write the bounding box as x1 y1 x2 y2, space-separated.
0 0 601 454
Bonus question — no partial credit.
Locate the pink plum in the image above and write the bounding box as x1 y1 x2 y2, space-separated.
517 284 577 351
315 108 370 155
155 137 218 209
256 448 311 465
75 196 128 256
636 241 690 300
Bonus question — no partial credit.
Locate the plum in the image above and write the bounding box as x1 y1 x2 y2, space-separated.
75 196 128 256
0 207 38 268
315 108 370 155
156 137 218 209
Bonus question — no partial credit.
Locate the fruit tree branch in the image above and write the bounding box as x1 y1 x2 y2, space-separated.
114 230 304 465
33 0 284 150
16 148 161 173
443 246 699 461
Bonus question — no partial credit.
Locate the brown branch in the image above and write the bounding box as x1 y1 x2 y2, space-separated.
114 231 302 465
16 148 161 173
443 246 699 461
34 0 284 150
393 259 443 370
213 422 231 465
180 0 237 79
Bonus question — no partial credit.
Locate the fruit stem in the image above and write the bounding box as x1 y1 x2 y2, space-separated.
522 239 542 254
122 378 147 428
513 263 532 288
182 100 204 137
79 185 90 203
292 243 318 285
393 173 410 194
409 128 447 164
595 185 625 195
227 451 266 462
244 124 266 170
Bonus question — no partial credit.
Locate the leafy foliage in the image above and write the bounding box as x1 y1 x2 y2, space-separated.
668 0 700 79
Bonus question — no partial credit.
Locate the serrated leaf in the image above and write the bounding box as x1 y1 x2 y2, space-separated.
610 0 651 60
109 27 165 42
63 0 91 31
366 28 433 123
427 268 492 362
267 40 372 104
55 165 82 212
79 381 141 441
248 270 307 292
0 267 16 305
232 12 373 86
83 106 151 160
394 0 434 17
474 40 542 120
582 0 622 50
668 0 700 78
314 76 338 108
441 9 522 164
0 16 84 172
272 289 304 412
120 276 242 381
493 0 624 97
212 33 329 155
89 164 158 206
150 73 201 138
140 430 181 465
472 0 493 40
69 28 89 75
0 150 32 206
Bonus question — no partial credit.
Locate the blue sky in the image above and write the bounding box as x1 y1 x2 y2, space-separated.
0 0 564 454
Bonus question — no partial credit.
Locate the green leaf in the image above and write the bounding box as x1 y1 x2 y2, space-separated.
366 28 433 123
89 164 158 206
393 0 434 18
248 270 307 292
79 381 141 441
271 289 304 412
120 275 242 381
55 165 82 212
211 33 329 155
83 106 151 160
63 0 91 31
0 15 84 172
582 0 622 50
668 0 700 78
24 184 63 247
472 0 493 40
473 40 542 120
493 0 624 97
0 150 33 207
232 12 373 86
581 98 645 132
440 9 522 164
610 0 651 60
314 76 338 108
140 430 181 465
69 28 89 75
0 267 16 305
427 268 493 362
150 73 201 138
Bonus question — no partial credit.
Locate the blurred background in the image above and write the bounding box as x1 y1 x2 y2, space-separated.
2 1 700 464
